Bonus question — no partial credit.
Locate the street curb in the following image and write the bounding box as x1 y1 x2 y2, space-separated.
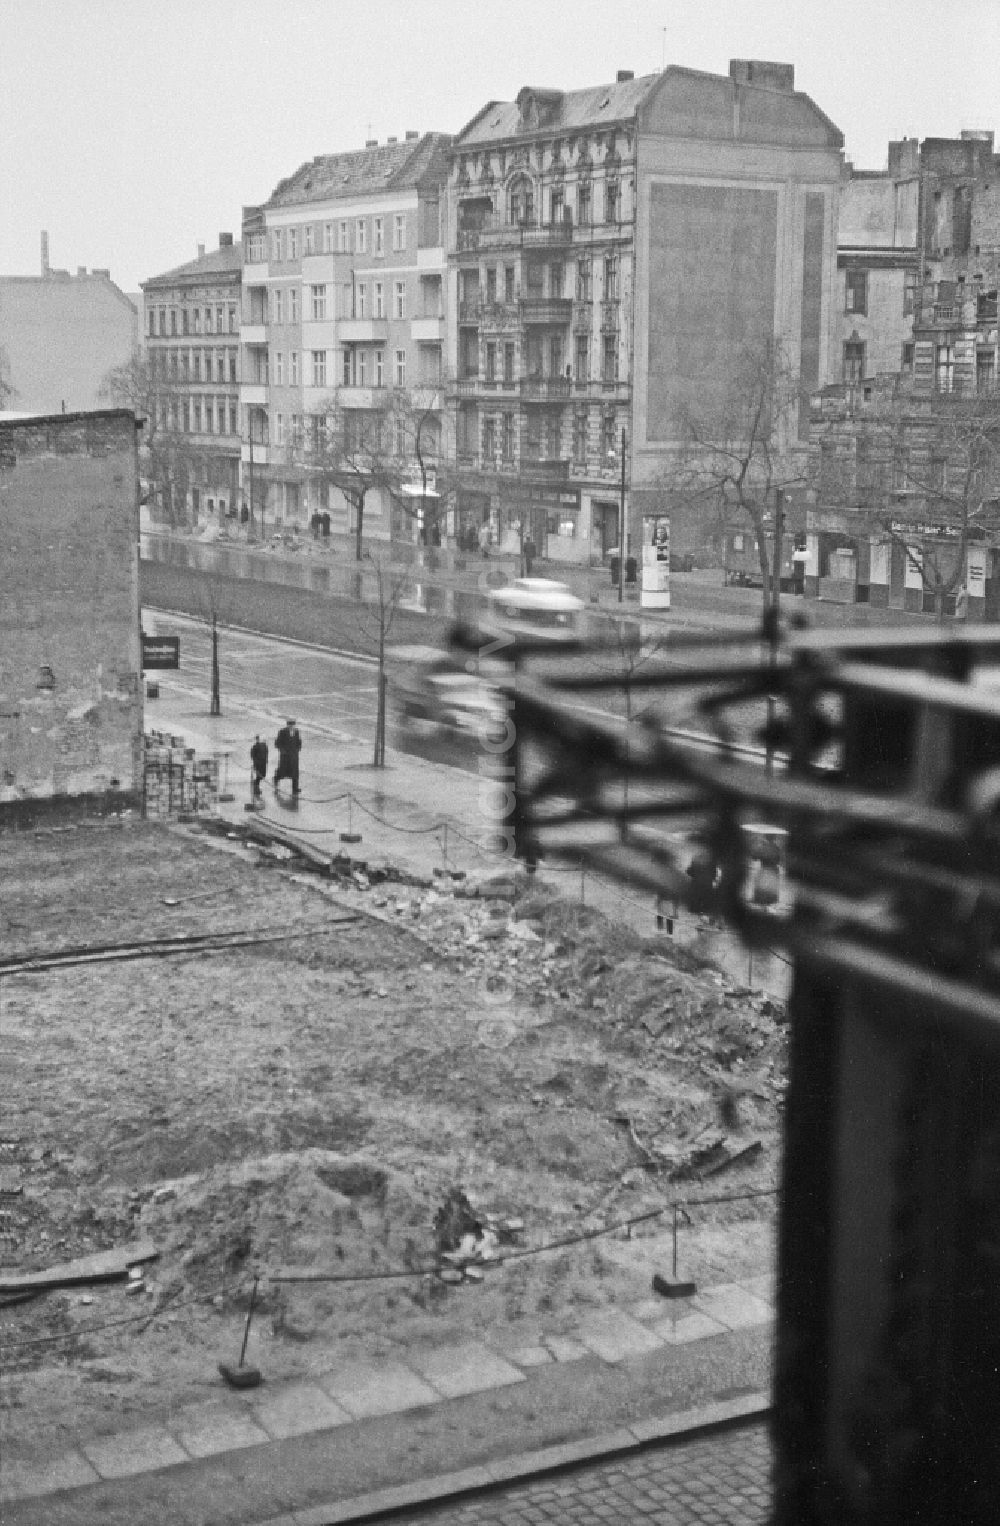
256 1391 771 1526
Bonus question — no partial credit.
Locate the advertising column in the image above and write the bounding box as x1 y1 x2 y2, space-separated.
641 514 671 609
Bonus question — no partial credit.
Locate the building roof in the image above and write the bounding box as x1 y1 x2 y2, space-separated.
142 241 243 290
265 132 452 209
455 75 659 146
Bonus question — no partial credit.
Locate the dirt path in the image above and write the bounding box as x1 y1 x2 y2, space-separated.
0 817 783 1457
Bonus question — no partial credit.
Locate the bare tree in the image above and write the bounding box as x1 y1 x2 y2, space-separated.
99 350 200 526
845 383 1000 619
356 550 412 767
0 345 16 409
666 339 808 615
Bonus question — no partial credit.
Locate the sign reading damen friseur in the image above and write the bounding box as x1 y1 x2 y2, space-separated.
141 635 180 670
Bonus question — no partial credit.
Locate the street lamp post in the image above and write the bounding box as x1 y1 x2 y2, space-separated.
618 425 627 603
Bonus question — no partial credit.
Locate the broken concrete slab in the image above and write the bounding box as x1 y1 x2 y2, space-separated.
80 1424 188 1479
574 1308 666 1363
0 1239 158 1295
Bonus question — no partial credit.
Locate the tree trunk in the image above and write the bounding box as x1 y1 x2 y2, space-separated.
354 496 365 562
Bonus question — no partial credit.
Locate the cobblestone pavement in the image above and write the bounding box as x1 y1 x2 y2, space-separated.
394 1422 771 1523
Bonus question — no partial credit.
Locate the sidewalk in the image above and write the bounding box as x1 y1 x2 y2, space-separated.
1 1271 773 1523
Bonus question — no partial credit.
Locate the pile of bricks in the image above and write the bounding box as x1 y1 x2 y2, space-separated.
139 733 219 817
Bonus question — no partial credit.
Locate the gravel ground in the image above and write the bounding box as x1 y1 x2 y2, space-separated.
0 816 782 1458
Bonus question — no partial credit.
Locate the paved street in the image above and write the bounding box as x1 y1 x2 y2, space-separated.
388 1421 771 1524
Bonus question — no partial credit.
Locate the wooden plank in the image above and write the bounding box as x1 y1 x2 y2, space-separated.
0 1239 159 1295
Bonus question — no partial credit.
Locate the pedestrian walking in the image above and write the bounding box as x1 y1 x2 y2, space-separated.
523 534 537 577
478 521 491 558
274 719 302 796
250 735 268 801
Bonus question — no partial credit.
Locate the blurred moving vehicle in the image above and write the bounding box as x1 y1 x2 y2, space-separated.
481 577 585 649
388 645 506 742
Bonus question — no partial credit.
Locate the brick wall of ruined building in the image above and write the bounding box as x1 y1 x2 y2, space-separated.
0 411 142 805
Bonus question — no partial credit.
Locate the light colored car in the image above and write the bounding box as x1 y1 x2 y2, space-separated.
482 577 585 649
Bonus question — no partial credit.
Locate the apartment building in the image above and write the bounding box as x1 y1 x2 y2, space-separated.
837 142 920 386
140 235 243 522
446 61 843 563
240 132 451 539
0 233 137 415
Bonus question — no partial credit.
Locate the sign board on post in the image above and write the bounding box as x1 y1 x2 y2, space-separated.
141 635 180 670
641 515 671 609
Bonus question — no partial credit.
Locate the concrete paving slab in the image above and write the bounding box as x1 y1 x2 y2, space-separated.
693 1282 775 1331
650 1308 729 1344
171 1401 271 1458
250 1380 354 1439
317 1358 440 1417
79 1425 188 1479
628 1295 675 1323
0 1448 99 1501
575 1308 666 1363
542 1334 590 1362
503 1343 554 1368
408 1340 525 1398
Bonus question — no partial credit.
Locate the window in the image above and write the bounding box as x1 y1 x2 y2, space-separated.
576 258 592 302
226 305 235 333
290 350 299 385
508 175 534 225
323 223 334 253
550 187 564 225
845 269 868 316
573 408 588 463
275 352 285 386
843 340 866 384
575 333 589 382
191 307 201 334
375 349 384 387
602 333 618 383
602 410 616 459
374 281 384 318
338 220 349 252
170 309 178 336
311 349 327 388
356 219 367 253
275 412 286 446
935 344 954 393
356 282 367 319
216 350 225 381
246 232 265 264
550 262 564 299
929 455 946 493
483 416 496 458
216 305 224 332
311 284 327 320
342 348 352 386
288 229 298 260
577 183 591 226
304 225 314 255
501 412 515 461
393 212 406 251
901 342 915 374
504 342 515 384
605 179 619 224
394 348 406 386
978 348 996 392
272 229 284 262
206 397 216 434
192 349 201 381
357 350 367 386
485 341 497 383
289 288 299 323
486 266 497 304
374 217 384 255
229 351 238 383
904 270 916 315
273 289 284 324
229 400 238 436
504 265 515 302
193 399 202 433
147 309 155 336
604 254 618 300
394 280 406 319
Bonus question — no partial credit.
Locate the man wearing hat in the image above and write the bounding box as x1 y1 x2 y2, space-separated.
273 719 302 796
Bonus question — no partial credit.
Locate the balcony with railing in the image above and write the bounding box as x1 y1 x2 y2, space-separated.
520 296 573 326
520 375 571 402
458 297 482 324
457 213 576 252
339 317 389 343
518 447 571 481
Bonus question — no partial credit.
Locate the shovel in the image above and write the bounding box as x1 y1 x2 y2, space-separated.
218 1275 262 1388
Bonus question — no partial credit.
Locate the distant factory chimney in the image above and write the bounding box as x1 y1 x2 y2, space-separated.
41 230 50 277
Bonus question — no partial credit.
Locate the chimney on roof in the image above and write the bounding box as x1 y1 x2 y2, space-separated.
93 268 110 278
729 59 794 91
41 230 49 277
365 138 378 147
197 243 205 258
387 136 398 144
405 130 419 141
219 232 233 248
77 266 87 276
616 70 634 83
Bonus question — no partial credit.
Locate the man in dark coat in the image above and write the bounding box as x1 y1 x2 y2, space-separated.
274 720 302 796
250 735 268 801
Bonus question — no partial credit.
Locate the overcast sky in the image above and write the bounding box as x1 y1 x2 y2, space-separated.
1 0 996 295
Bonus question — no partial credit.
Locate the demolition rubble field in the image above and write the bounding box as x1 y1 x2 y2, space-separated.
0 817 784 1458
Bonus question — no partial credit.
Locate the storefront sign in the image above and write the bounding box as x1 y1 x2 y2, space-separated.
141 635 180 670
967 546 987 591
641 515 671 609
